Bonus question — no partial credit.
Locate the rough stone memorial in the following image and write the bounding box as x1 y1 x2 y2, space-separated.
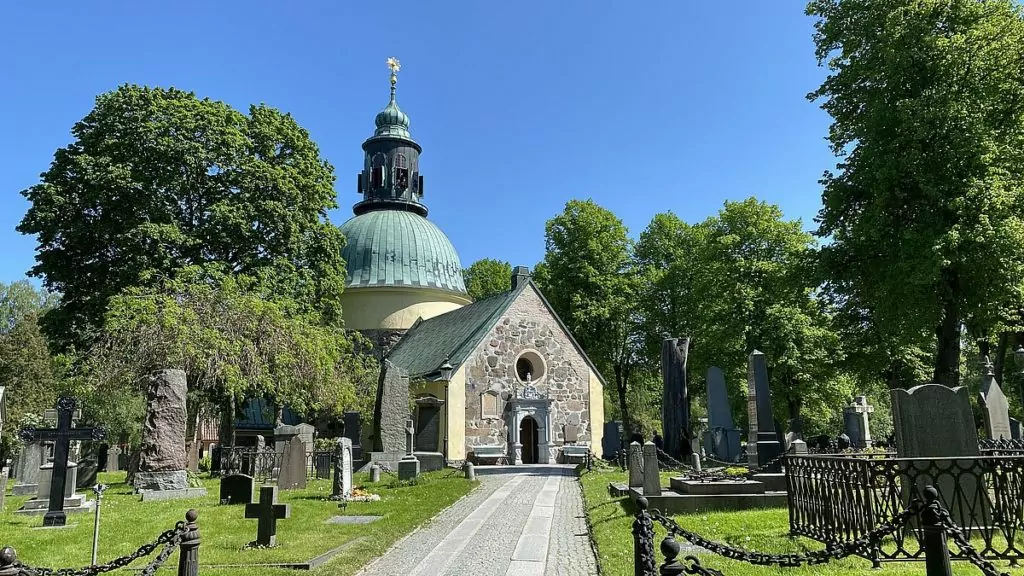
702 366 741 462
134 369 207 500
371 361 411 470
245 485 290 547
17 397 104 526
661 336 692 459
746 350 783 469
332 437 353 500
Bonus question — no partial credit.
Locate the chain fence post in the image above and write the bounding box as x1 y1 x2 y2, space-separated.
177 509 200 576
658 534 685 576
0 548 19 576
633 497 657 576
920 485 953 576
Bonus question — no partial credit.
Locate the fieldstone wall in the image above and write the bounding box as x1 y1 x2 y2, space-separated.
463 287 592 455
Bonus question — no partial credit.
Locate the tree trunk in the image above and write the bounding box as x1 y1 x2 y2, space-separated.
993 332 1010 385
184 398 201 472
219 396 237 447
933 273 962 387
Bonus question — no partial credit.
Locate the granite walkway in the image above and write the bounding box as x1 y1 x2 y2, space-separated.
356 465 598 576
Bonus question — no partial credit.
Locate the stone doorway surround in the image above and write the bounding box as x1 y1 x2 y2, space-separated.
508 385 553 465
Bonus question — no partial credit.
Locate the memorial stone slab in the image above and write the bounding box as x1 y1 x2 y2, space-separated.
75 442 100 489
135 369 188 492
295 423 316 454
979 359 1012 441
105 445 122 473
1011 418 1023 441
642 441 661 496
602 421 623 460
705 367 734 429
220 473 255 505
628 441 644 488
843 395 874 448
277 436 307 490
0 467 7 511
12 441 45 495
245 485 290 547
342 411 363 460
746 351 782 468
332 438 353 500
414 397 443 453
0 386 6 441
374 361 411 454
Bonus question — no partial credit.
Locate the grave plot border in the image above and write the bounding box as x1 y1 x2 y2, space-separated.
786 453 1024 565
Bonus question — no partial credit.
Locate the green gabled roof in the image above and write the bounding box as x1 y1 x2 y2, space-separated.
385 283 527 378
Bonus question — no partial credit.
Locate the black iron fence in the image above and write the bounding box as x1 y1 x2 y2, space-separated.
1 510 199 576
786 453 1024 565
633 487 1009 576
213 446 335 482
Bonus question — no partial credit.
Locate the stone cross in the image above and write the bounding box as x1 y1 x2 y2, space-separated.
979 357 1012 441
405 418 415 456
19 397 105 527
843 395 874 448
245 485 290 547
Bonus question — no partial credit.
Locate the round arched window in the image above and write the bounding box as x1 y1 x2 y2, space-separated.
514 350 546 383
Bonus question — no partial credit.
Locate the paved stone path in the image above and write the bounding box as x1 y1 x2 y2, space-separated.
357 465 598 576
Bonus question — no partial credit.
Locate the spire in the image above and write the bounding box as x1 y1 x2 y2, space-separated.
374 57 411 139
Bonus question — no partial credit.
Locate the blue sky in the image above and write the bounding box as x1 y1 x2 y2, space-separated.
0 1 833 284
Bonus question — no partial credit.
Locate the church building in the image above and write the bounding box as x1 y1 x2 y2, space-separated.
338 60 605 466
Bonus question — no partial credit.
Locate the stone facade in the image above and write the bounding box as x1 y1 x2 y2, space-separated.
463 287 592 460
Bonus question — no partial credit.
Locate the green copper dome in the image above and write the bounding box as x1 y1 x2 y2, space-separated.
374 99 411 139
340 210 467 294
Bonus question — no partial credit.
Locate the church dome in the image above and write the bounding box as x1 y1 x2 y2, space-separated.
340 210 467 294
374 100 411 139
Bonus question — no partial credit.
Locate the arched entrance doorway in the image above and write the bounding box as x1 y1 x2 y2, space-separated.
519 416 539 464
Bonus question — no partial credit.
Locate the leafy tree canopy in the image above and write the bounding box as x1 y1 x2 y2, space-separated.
0 280 59 335
463 258 512 301
18 85 346 349
808 0 1024 386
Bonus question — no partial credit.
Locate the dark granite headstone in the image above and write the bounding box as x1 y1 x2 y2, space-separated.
245 485 290 547
75 442 100 489
601 421 622 460
746 351 782 469
277 436 307 490
1011 418 1022 441
343 412 363 460
705 367 734 429
220 473 255 505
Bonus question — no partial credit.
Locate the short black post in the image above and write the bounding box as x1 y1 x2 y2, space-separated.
659 534 686 576
177 509 200 576
920 486 953 576
0 548 20 576
633 497 657 576
586 451 593 472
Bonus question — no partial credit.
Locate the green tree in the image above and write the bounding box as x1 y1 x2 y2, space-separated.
0 313 64 461
537 199 645 435
808 0 1024 387
463 258 512 300
0 280 59 334
18 85 346 350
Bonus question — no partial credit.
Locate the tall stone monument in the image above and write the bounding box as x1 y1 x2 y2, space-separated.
746 350 782 468
660 336 692 459
979 358 1012 441
703 366 741 462
371 360 411 470
135 369 206 500
842 396 874 449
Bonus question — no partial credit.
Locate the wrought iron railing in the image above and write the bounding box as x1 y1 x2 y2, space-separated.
786 453 1024 565
213 446 335 482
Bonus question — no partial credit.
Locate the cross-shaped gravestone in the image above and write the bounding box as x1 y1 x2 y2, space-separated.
405 418 415 456
245 485 290 547
19 397 104 527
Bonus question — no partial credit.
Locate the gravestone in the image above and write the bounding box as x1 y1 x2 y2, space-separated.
705 367 734 430
0 467 7 511
661 336 692 459
979 358 1012 441
642 442 660 496
891 384 983 527
17 397 103 526
372 360 411 456
343 411 363 460
245 485 290 547
1011 418 1022 441
788 439 808 455
75 442 100 490
295 423 316 454
332 438 353 500
220 473 255 505
277 435 307 490
628 441 644 488
843 396 874 449
135 369 189 493
414 396 443 453
601 421 622 460
0 386 5 441
702 427 741 463
397 418 420 481
12 441 45 495
105 445 122 473
746 350 783 469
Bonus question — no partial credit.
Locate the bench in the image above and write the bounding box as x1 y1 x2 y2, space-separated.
472 446 508 465
562 445 590 464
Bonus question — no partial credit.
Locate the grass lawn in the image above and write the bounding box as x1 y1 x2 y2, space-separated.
579 465 1014 576
2 470 476 576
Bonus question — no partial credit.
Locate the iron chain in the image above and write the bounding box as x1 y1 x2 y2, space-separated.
17 522 186 576
935 507 1011 576
679 555 725 576
650 499 923 568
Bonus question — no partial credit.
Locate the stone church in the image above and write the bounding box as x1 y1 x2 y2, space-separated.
338 60 605 467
